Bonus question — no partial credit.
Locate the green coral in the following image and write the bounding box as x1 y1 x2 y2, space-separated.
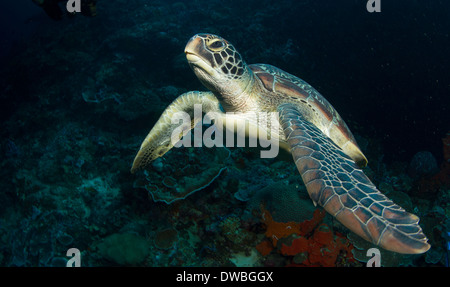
220 216 254 246
97 233 149 266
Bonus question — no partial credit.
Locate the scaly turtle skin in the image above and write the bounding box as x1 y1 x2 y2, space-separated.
131 34 430 254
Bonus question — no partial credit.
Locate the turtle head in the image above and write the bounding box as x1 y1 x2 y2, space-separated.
185 34 253 98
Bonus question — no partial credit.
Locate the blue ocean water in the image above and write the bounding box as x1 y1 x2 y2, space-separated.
0 0 449 267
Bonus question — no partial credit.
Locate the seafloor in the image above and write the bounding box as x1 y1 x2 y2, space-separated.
0 0 449 267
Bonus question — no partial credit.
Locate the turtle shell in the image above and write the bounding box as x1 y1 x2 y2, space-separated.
250 63 367 167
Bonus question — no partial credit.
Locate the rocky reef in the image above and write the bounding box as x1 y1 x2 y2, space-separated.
0 0 448 267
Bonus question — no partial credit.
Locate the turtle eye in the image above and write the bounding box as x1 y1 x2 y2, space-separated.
208 40 225 51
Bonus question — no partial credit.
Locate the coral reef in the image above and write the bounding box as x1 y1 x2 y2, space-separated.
260 205 325 246
154 228 179 250
246 178 317 223
348 232 415 267
415 132 450 194
281 224 355 267
133 145 230 204
0 0 447 267
97 233 149 266
257 206 357 266
229 249 261 267
408 151 439 179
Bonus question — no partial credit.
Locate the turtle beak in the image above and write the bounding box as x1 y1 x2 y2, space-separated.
184 35 203 58
184 34 216 76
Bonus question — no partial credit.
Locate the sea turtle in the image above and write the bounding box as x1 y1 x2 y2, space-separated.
131 33 430 254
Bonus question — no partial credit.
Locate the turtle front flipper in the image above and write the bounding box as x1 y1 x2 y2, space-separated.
131 91 222 173
277 103 430 254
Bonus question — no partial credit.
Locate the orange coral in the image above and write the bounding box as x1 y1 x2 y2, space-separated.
260 205 301 246
256 240 273 256
280 236 309 256
289 225 354 267
299 209 326 235
312 224 334 245
258 206 355 267
260 205 325 246
309 229 342 267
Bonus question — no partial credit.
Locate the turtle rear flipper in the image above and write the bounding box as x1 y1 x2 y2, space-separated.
278 103 430 254
131 91 221 173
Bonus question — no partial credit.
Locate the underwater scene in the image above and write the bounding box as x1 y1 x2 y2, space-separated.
0 0 449 268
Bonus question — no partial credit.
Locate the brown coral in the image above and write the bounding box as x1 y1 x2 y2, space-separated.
258 206 355 267
154 228 179 250
260 205 325 246
255 240 273 256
